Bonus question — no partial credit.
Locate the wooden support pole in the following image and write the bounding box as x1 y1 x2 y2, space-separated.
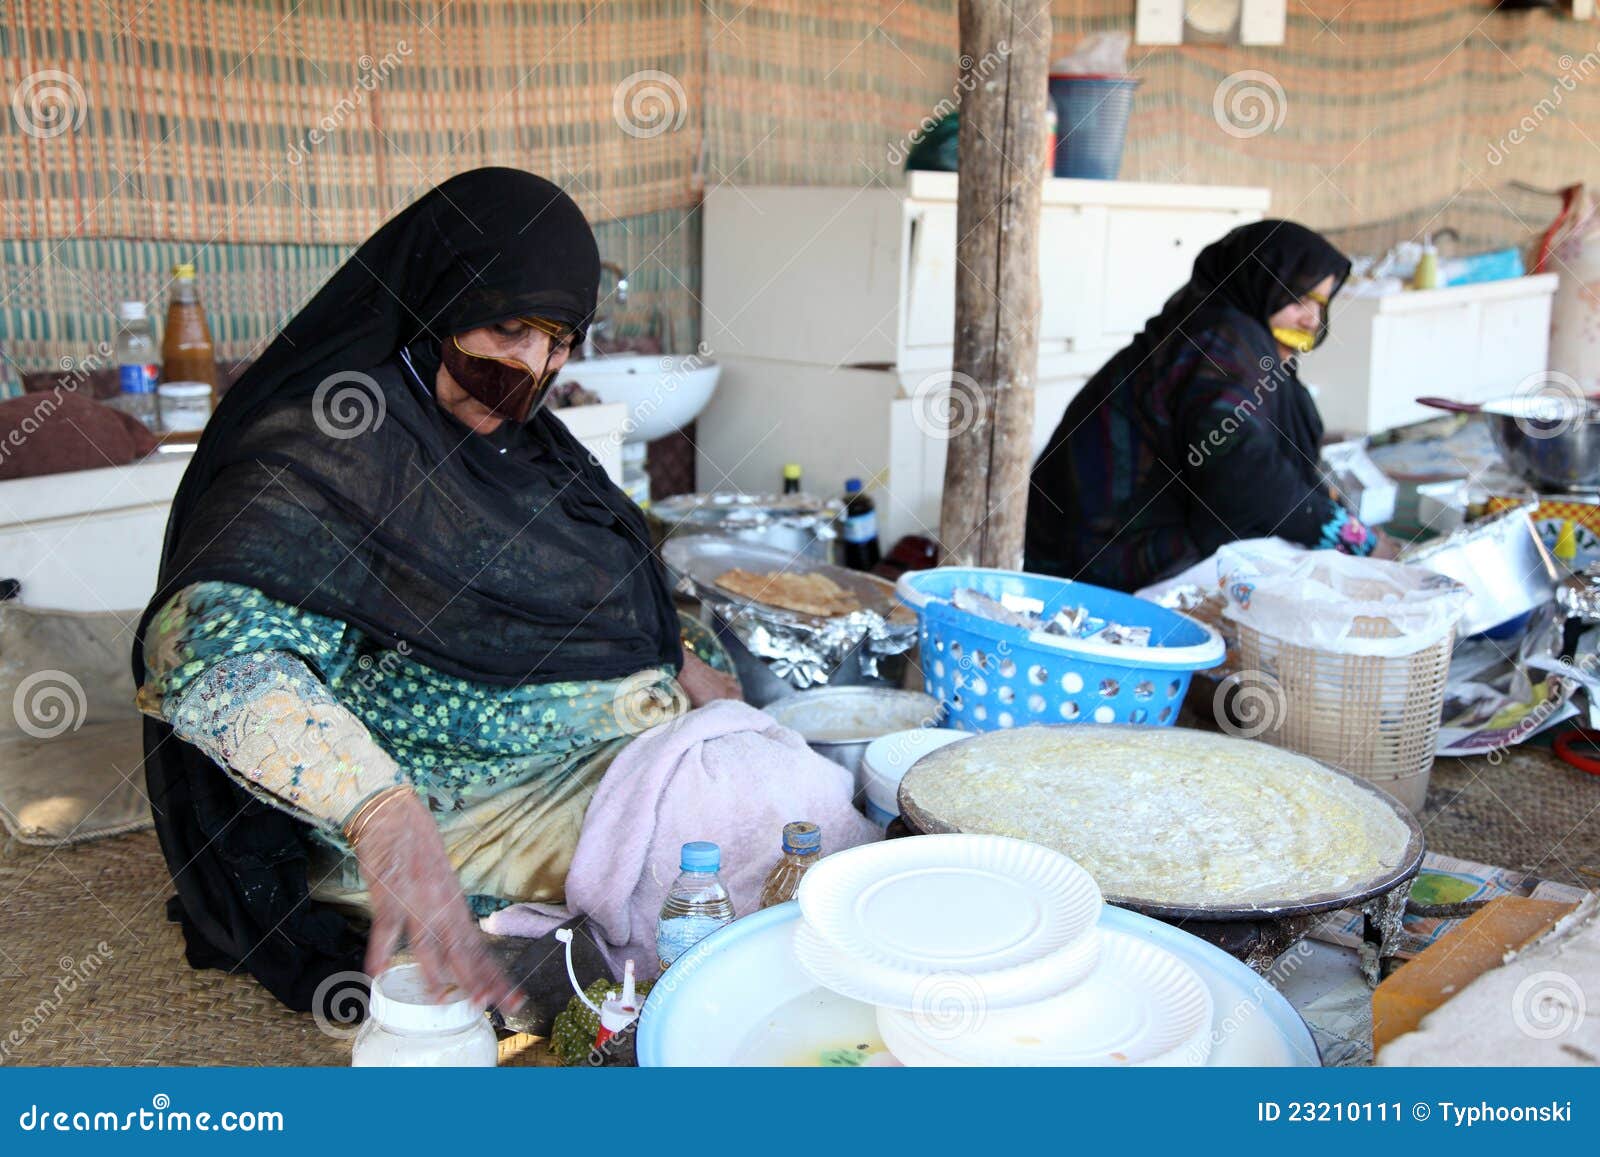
938 0 1050 569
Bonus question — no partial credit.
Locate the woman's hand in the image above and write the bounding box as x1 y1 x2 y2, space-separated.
676 650 743 708
353 790 525 1012
1371 529 1404 560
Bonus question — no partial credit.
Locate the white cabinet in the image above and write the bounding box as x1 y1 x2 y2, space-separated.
698 174 1270 545
1308 275 1559 435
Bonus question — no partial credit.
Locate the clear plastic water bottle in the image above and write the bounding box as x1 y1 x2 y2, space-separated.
112 301 159 428
656 841 735 971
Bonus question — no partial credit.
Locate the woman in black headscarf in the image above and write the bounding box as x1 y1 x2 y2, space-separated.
134 169 738 1012
1025 219 1396 592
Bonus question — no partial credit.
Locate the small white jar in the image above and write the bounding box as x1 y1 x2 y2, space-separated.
351 963 498 1067
156 381 213 431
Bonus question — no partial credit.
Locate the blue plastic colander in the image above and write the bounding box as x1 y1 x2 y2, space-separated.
896 567 1224 732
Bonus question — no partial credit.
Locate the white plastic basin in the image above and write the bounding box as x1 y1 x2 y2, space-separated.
636 901 1321 1067
553 354 720 444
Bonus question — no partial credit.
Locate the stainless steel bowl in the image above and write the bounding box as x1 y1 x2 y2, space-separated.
762 686 942 775
1419 394 1600 491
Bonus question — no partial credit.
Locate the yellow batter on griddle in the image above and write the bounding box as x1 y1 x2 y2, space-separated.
899 726 1411 908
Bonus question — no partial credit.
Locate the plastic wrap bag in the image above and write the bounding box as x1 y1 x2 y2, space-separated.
1051 32 1130 76
1216 545 1470 657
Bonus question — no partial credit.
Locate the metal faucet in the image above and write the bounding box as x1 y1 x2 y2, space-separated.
583 261 629 359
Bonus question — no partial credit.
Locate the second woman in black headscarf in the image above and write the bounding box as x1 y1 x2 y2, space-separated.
1025 219 1393 592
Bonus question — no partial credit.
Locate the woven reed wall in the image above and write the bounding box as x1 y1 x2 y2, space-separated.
4 0 1600 382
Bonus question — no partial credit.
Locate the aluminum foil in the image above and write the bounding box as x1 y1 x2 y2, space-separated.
1558 563 1600 622
696 596 916 689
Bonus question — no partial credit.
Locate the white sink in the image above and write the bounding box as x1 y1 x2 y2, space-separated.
554 354 720 444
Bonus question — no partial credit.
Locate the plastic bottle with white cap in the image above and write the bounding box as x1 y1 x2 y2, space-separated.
350 962 498 1067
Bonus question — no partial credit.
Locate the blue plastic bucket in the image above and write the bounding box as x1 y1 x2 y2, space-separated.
1049 74 1138 180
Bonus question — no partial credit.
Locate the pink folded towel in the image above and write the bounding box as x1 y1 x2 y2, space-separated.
481 699 881 976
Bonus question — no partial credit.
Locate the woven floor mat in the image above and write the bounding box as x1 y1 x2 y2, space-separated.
1421 748 1600 891
4 747 1592 1066
0 830 555 1066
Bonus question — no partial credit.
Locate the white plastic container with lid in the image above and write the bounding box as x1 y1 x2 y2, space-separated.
156 380 213 432
859 727 971 826
350 962 498 1067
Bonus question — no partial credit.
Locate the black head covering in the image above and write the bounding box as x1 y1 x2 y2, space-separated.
137 166 679 686
1026 220 1352 590
135 168 681 1010
1174 218 1350 349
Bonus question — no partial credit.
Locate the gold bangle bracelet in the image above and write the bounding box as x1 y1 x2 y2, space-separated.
342 784 413 846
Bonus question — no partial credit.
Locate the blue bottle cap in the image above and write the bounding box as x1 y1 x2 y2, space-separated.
844 478 862 493
681 840 720 872
781 821 821 855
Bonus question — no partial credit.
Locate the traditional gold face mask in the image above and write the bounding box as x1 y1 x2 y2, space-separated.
1270 326 1318 354
1271 290 1329 355
444 317 576 423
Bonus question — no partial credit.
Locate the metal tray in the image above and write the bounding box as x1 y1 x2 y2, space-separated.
661 534 900 621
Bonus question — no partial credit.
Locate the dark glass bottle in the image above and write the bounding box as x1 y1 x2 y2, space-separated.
841 477 881 570
782 463 802 494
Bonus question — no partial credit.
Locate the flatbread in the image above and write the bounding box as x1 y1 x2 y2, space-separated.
898 725 1412 909
713 567 862 617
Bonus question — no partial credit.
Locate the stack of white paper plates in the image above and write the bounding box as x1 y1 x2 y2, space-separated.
791 833 1213 1067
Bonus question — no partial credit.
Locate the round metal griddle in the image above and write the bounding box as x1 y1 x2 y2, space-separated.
895 724 1425 972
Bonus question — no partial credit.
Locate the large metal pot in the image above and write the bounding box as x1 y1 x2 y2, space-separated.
1418 394 1600 491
